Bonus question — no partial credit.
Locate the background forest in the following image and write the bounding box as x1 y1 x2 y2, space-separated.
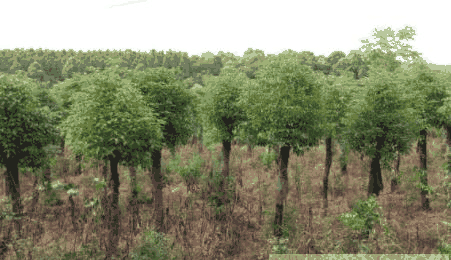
2 26 451 259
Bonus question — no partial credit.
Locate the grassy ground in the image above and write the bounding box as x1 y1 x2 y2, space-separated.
1 131 451 259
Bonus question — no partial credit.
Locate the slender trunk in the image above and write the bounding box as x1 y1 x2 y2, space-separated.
322 137 333 216
5 158 23 237
338 138 349 175
151 149 164 233
418 129 430 210
247 143 253 157
75 153 82 175
216 140 232 221
105 151 121 259
273 145 290 239
444 124 451 148
368 136 384 197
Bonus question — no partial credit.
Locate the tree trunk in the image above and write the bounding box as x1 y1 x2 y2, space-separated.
338 138 349 176
273 145 290 239
247 143 253 157
368 136 384 197
322 137 333 216
444 124 451 148
151 149 164 233
418 129 430 210
4 158 24 237
75 153 82 175
216 140 232 222
105 151 121 260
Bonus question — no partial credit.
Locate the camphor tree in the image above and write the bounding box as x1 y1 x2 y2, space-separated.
0 71 61 236
57 66 165 259
197 66 249 221
49 71 96 173
334 26 425 184
237 53 325 239
403 58 451 210
187 83 207 152
313 70 361 216
121 66 195 234
340 63 423 198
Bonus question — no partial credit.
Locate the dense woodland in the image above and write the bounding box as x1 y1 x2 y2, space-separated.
2 26 451 259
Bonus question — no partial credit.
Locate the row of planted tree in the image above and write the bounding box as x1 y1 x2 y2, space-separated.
3 30 451 258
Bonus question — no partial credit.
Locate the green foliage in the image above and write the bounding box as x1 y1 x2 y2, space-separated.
259 147 278 169
135 62 147 71
340 66 423 170
166 153 204 188
314 70 361 139
200 67 249 142
0 73 60 169
27 61 44 80
121 67 195 158
338 195 384 238
359 26 421 73
58 66 165 166
238 54 325 156
129 226 175 260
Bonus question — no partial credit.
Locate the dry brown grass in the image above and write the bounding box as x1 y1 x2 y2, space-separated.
1 131 451 259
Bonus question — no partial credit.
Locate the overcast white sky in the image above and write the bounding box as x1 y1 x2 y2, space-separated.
2 0 450 65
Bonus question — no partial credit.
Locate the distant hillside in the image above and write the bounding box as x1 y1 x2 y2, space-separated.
427 64 451 73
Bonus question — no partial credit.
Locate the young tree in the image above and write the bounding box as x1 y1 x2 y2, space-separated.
187 83 207 152
0 71 60 235
198 66 249 221
58 67 165 259
121 67 195 233
341 65 423 198
314 70 360 215
237 54 325 239
405 59 451 210
49 72 96 174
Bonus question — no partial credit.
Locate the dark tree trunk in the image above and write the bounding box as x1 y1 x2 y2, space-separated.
151 149 164 233
273 145 290 239
322 137 333 216
418 129 430 210
368 136 384 197
105 151 121 260
4 158 24 237
75 153 82 175
338 138 349 175
444 124 451 148
216 140 232 221
247 143 253 157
